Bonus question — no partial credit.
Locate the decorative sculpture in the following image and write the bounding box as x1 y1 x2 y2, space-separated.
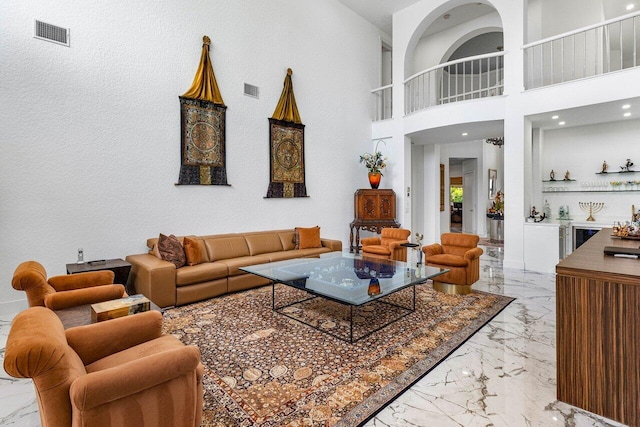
564 170 570 180
550 170 556 181
621 159 634 173
602 160 608 173
579 202 604 222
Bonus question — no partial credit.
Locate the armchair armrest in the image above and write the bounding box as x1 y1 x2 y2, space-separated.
422 243 443 257
360 237 381 246
48 270 115 291
70 345 201 411
44 284 125 310
66 311 163 365
464 247 484 261
388 240 409 250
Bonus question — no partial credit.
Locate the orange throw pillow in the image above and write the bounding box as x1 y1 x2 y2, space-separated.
183 237 203 266
295 226 322 249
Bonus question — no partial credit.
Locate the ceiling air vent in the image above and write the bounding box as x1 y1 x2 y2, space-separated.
244 83 259 99
34 20 70 46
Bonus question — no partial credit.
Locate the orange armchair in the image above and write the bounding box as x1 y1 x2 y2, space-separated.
361 228 411 261
422 233 483 294
11 260 126 310
4 307 203 427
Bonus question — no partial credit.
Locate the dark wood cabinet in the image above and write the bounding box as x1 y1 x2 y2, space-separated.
556 229 640 426
349 189 400 253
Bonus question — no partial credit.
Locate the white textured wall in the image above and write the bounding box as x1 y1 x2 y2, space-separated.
0 0 382 306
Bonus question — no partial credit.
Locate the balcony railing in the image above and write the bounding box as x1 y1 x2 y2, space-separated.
524 11 640 89
372 84 392 121
404 52 504 115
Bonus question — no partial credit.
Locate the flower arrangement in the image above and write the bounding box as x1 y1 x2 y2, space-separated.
487 190 504 219
359 140 387 175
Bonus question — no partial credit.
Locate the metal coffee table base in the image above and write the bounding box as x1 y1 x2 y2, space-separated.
271 282 416 344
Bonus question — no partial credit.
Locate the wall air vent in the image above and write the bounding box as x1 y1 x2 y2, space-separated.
34 20 70 46
244 83 259 99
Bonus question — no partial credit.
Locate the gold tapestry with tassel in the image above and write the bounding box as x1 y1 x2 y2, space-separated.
266 68 307 198
178 36 228 186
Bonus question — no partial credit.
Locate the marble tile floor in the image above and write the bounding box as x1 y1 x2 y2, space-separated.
0 247 625 427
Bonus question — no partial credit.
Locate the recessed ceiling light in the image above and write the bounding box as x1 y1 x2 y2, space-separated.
627 4 635 10
552 115 559 119
623 104 631 109
461 132 468 136
624 112 632 117
559 121 566 125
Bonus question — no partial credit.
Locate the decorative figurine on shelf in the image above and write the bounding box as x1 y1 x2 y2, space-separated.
529 206 546 223
632 205 640 222
564 170 570 180
558 205 571 220
620 159 634 173
550 170 556 181
543 200 551 219
602 160 608 173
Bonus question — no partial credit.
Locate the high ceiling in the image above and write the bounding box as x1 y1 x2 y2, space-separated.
338 0 638 37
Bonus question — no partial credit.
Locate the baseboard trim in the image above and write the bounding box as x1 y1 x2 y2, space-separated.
0 299 28 316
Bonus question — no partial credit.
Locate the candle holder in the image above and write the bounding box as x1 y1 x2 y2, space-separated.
579 202 604 222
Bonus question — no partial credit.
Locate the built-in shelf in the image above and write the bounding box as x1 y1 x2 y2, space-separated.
596 170 638 175
542 189 640 193
542 179 576 182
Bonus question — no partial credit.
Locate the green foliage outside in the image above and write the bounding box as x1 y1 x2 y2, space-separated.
450 187 463 203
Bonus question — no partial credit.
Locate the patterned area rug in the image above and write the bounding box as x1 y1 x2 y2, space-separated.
163 284 513 426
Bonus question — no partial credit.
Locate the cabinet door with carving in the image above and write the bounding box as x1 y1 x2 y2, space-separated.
378 194 395 219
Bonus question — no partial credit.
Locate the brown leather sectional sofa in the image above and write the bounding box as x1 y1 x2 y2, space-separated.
126 229 342 308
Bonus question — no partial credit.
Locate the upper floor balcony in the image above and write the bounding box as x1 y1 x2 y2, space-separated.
524 11 640 90
372 11 640 121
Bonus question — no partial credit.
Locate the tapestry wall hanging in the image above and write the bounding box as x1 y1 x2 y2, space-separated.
177 36 229 186
266 68 307 198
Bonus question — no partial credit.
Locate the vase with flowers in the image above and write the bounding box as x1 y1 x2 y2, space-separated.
360 140 387 189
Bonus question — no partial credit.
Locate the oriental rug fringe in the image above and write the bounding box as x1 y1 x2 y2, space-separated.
163 283 513 426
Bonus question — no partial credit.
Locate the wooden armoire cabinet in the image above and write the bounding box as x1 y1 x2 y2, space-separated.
349 189 400 253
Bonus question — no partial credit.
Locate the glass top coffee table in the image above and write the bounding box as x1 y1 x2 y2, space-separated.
241 253 447 343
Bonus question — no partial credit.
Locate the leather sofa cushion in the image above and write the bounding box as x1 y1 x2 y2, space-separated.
426 253 469 267
217 255 272 276
244 233 284 256
176 262 229 286
205 236 250 261
278 231 296 251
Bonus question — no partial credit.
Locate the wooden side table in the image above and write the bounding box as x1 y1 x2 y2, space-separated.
55 299 163 329
66 258 133 294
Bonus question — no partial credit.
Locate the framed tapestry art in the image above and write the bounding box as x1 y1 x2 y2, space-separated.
267 118 306 198
177 36 229 186
178 97 227 185
266 68 307 198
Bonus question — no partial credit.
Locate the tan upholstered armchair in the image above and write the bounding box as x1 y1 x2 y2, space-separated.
4 307 203 427
422 233 483 294
361 228 411 261
11 261 126 310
